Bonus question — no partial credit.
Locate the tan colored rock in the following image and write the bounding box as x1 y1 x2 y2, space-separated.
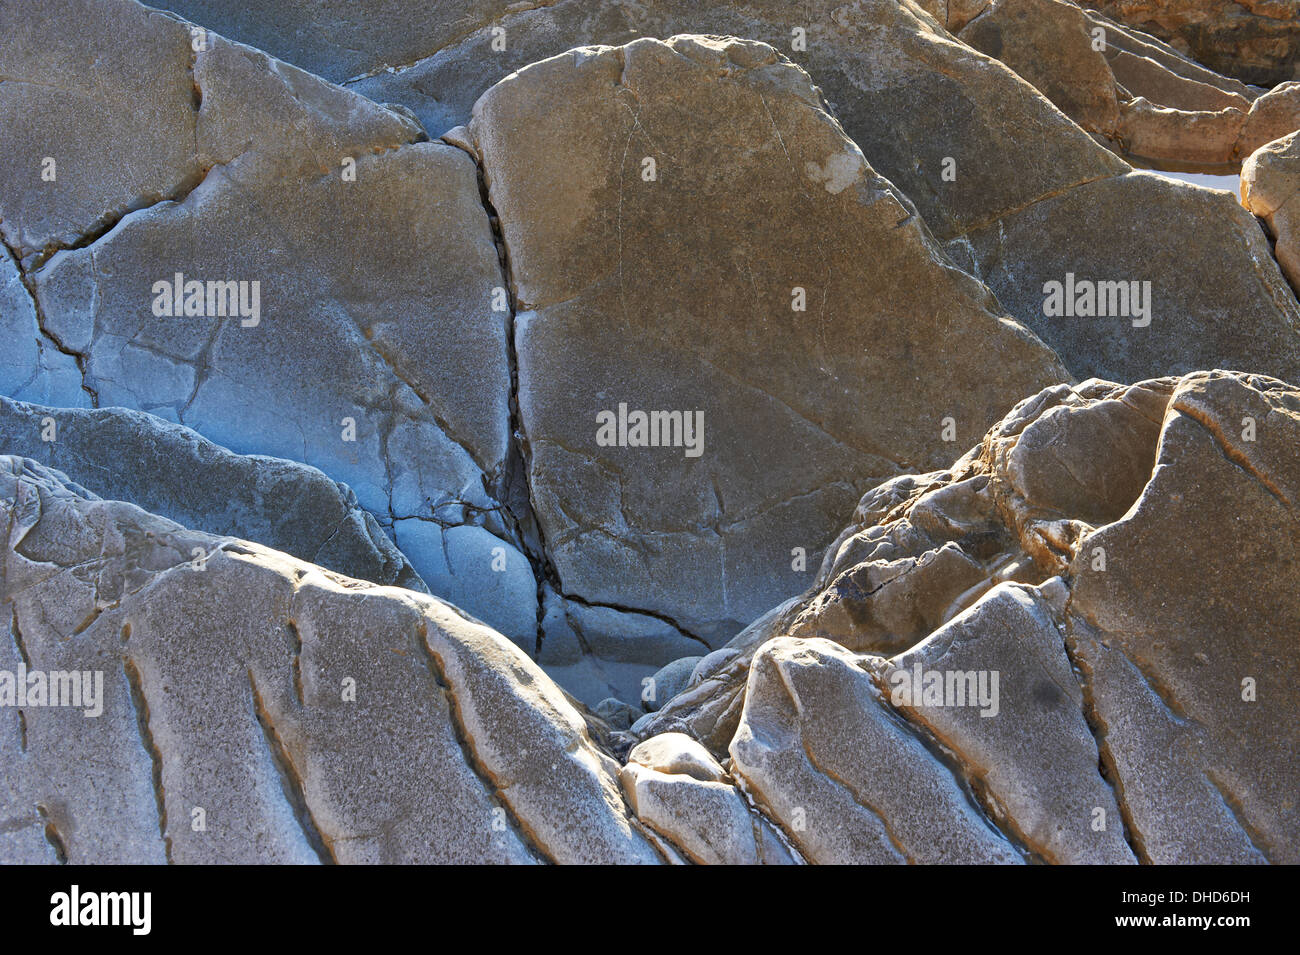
1078 0 1300 87
1243 130 1300 293
959 0 1122 138
957 0 1292 171
358 0 1131 240
948 172 1300 385
0 0 199 265
630 370 1300 864
1237 82 1300 159
1117 97 1246 167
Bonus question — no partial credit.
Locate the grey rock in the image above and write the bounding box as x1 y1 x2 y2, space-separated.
0 455 663 864
0 397 425 591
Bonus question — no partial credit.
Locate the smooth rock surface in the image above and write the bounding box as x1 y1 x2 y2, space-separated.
469 34 1067 643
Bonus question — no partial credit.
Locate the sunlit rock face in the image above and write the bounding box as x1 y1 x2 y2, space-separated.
1076 0 1300 87
1244 130 1300 296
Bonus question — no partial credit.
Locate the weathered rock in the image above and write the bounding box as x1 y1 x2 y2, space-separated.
469 34 1068 643
947 172 1300 384
628 370 1300 864
1243 130 1300 294
957 0 1300 171
1 0 531 645
1077 0 1300 87
646 656 704 712
884 581 1136 863
958 0 1122 140
0 455 663 864
730 637 1023 863
0 397 424 591
346 0 1131 240
620 738 798 864
1237 82 1300 158
1065 370 1300 862
535 589 710 705
0 0 200 265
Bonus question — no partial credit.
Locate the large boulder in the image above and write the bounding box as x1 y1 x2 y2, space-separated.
465 34 1068 643
946 171 1300 384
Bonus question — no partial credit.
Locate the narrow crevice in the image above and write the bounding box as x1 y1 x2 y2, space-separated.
413 619 553 864
730 768 809 864
122 657 173 864
247 669 336 864
626 814 688 865
9 603 31 669
442 134 556 661
19 159 220 274
559 591 712 651
0 231 98 407
36 805 67 864
1205 768 1273 863
728 763 814 863
1058 614 1150 864
285 620 305 706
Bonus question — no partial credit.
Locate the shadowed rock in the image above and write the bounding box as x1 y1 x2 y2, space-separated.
0 397 425 591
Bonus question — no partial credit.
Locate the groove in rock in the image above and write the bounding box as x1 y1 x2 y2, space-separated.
122 657 173 864
248 669 336 864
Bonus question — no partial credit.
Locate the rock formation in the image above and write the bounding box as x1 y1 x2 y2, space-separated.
957 0 1300 170
5 369 1295 863
1243 130 1300 294
2 0 1298 864
1078 0 1300 87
